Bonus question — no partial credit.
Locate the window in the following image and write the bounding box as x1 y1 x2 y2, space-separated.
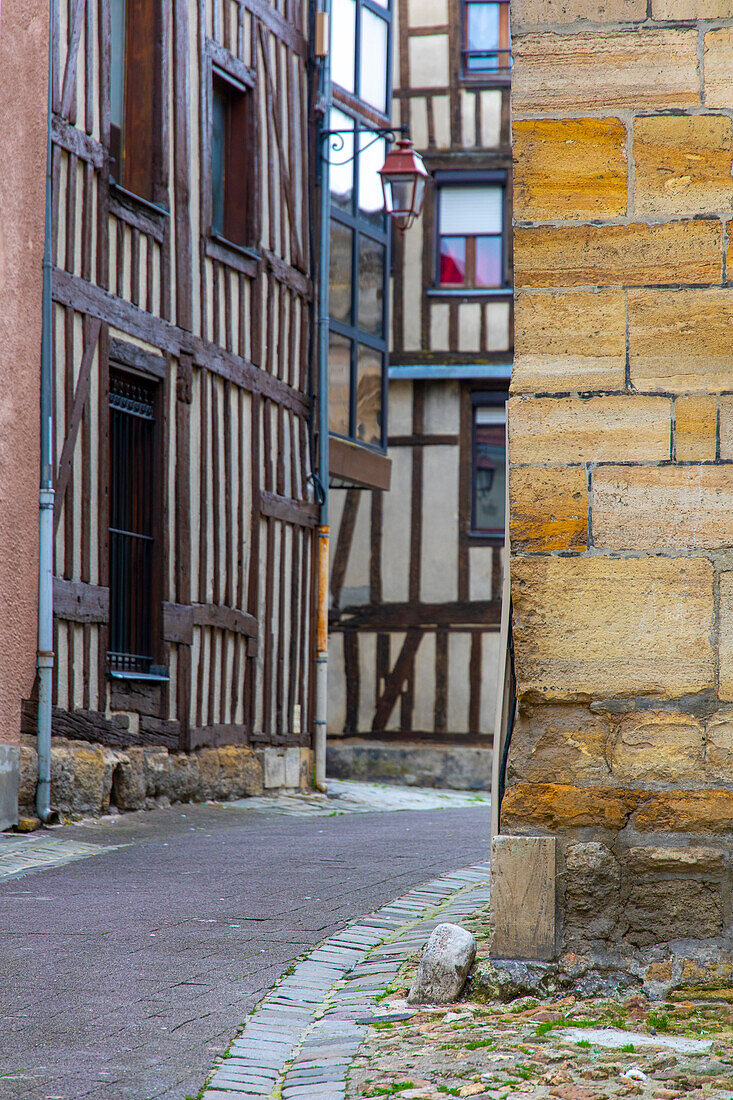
109 0 161 201
437 184 505 289
327 111 390 450
109 372 158 673
210 72 252 247
472 401 506 538
331 0 391 115
462 0 511 77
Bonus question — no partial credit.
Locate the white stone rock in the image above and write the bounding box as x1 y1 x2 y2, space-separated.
407 922 477 1004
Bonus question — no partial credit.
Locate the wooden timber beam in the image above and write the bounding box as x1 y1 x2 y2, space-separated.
332 599 503 630
53 578 109 623
372 629 421 732
260 490 318 528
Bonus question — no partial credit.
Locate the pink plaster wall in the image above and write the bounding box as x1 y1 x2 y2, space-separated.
0 0 48 746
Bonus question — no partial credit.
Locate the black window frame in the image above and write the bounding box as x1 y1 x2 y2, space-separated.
331 0 393 118
434 172 510 292
461 0 512 83
470 392 506 542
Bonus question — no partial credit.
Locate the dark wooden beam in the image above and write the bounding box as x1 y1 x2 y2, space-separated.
53 578 109 623
260 490 318 528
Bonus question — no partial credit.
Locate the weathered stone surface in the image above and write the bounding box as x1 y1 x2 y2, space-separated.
564 843 621 942
720 397 733 460
514 118 627 220
142 747 169 797
50 740 107 813
18 741 38 809
704 29 733 110
509 395 670 465
469 958 559 1003
506 704 612 785
632 790 733 833
512 556 714 699
515 221 722 289
676 395 718 462
592 465 733 551
262 747 286 789
634 115 733 217
629 289 733 392
624 846 726 874
491 836 556 960
719 574 733 702
509 467 588 552
705 711 733 780
513 30 699 113
653 0 733 15
501 782 639 830
609 712 704 782
408 923 477 1004
512 290 626 394
622 881 723 946
299 747 313 789
111 748 146 811
165 752 200 803
513 0 646 30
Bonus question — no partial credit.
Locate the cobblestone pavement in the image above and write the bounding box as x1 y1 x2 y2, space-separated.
0 784 490 1100
201 862 490 1098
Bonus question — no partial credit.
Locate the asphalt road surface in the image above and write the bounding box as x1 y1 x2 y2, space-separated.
0 794 490 1100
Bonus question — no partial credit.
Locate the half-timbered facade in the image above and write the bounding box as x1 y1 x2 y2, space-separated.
32 0 318 789
327 0 513 787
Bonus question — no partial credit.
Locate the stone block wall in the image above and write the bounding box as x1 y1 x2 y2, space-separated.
506 0 733 966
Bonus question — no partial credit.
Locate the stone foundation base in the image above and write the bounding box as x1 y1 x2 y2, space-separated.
326 737 492 790
19 735 313 819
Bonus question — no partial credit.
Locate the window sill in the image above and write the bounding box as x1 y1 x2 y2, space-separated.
206 234 260 277
108 669 170 683
329 435 392 492
109 184 170 242
427 286 513 299
110 182 169 218
469 532 505 546
460 73 511 88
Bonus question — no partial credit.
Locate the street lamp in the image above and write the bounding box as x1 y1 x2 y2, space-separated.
379 138 428 232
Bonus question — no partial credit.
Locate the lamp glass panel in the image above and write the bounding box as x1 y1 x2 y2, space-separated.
359 9 388 113
329 220 354 324
358 236 385 337
356 345 382 446
328 333 352 436
331 0 356 92
385 176 414 215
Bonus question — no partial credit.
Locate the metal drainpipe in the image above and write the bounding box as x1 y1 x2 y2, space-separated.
36 0 58 825
313 0 332 793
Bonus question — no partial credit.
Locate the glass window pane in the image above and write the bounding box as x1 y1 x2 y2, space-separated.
329 333 352 437
358 236 385 337
476 236 503 287
467 1 500 70
473 409 505 534
356 345 382 446
329 220 353 324
329 108 354 213
211 85 227 237
331 0 356 93
358 131 386 226
359 9 388 114
110 0 126 181
439 236 466 285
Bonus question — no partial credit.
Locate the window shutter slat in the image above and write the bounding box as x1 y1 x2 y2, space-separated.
440 185 503 235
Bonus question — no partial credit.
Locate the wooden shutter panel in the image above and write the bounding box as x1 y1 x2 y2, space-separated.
124 0 158 201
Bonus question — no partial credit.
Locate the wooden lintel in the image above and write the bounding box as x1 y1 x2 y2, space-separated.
193 602 258 638
207 37 256 88
162 601 194 645
329 435 392 492
260 489 318 528
109 337 167 379
187 722 248 749
53 577 109 624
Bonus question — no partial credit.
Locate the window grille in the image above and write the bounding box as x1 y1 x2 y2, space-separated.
109 372 157 673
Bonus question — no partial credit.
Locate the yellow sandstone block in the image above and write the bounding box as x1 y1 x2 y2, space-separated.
514 118 628 220
632 789 733 834
512 290 626 394
509 466 588 552
592 465 733 551
514 221 722 289
633 115 733 217
513 0 646 31
609 712 705 783
508 395 670 465
720 573 733 701
720 397 733 460
653 0 733 15
501 782 640 831
511 555 715 698
629 288 733 392
704 28 733 110
512 30 700 114
676 395 717 461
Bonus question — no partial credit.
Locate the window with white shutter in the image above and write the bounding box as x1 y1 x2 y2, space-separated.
437 184 506 289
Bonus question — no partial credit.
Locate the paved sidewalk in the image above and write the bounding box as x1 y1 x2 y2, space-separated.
201 861 491 1098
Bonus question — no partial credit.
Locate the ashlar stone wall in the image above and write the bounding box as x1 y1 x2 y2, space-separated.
506 0 733 968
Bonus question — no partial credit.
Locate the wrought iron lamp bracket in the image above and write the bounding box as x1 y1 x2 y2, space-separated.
320 124 409 166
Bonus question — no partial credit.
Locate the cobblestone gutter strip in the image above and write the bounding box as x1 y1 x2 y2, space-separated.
0 835 121 881
201 861 491 1100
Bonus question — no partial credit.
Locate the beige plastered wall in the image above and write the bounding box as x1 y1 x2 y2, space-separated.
0 0 47 820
